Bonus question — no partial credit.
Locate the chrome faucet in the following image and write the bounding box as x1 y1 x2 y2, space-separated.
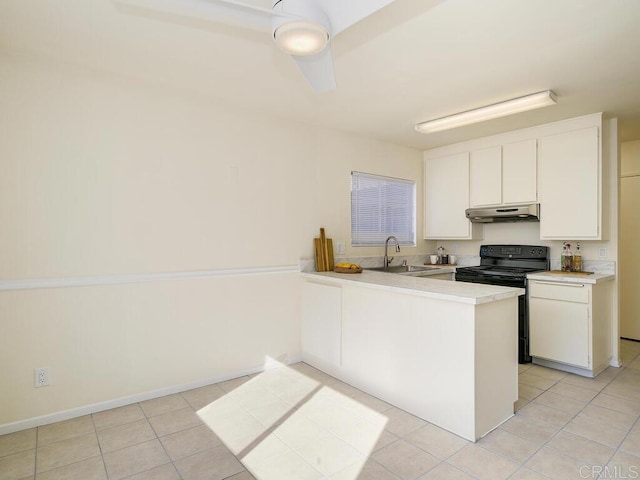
384 236 401 268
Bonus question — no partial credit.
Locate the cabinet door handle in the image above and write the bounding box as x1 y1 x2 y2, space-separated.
533 281 585 287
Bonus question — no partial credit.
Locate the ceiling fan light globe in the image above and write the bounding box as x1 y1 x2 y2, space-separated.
274 21 329 56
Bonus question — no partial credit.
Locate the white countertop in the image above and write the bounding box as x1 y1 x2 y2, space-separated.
301 269 524 305
527 271 615 284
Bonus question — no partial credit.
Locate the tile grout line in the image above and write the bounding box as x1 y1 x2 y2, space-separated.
139 399 185 480
596 354 640 477
488 363 627 479
89 413 110 480
298 361 637 480
7 349 640 480
495 373 571 480
510 354 640 478
604 415 640 480
33 425 39 479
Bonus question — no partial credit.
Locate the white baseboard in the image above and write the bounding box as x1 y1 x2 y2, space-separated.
532 356 612 378
0 355 303 436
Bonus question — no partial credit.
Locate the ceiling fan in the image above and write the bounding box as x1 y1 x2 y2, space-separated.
114 0 396 92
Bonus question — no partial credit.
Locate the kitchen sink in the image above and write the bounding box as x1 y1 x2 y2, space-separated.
366 265 439 273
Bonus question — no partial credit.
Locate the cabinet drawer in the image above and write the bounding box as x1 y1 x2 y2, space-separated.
529 281 589 303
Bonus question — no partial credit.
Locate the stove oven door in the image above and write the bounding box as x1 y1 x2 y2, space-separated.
455 273 531 364
454 272 524 288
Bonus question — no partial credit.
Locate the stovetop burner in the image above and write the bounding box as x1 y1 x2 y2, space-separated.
459 244 550 277
455 265 545 278
455 244 550 282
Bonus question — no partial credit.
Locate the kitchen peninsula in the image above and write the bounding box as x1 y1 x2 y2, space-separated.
301 270 524 441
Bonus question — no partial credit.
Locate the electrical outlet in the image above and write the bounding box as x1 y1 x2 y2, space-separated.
35 367 50 388
336 242 346 255
599 248 607 258
452 243 458 254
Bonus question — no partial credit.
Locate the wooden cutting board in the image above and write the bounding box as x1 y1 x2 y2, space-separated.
314 228 334 271
326 238 334 271
314 238 324 271
546 270 594 276
320 228 328 269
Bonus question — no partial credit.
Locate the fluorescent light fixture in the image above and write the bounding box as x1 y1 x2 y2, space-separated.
415 90 557 134
274 21 329 56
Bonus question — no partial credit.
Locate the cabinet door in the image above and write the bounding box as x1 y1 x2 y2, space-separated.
424 152 480 239
502 139 537 204
470 146 502 207
301 281 341 367
529 297 590 368
538 127 600 239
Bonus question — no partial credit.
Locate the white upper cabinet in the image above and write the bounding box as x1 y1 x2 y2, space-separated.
503 139 538 204
423 113 604 241
538 126 601 239
469 140 537 207
470 146 502 207
424 152 483 239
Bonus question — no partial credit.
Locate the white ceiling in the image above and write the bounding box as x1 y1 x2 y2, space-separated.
2 0 640 150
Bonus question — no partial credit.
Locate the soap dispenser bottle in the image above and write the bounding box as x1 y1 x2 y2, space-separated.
561 242 568 271
573 242 582 272
563 243 573 272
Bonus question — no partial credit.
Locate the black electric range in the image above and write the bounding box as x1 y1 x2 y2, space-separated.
455 245 550 363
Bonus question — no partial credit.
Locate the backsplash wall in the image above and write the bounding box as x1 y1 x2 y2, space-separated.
432 221 615 273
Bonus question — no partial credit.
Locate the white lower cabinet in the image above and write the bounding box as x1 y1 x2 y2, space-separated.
301 280 341 370
529 279 611 377
301 277 518 441
529 282 589 367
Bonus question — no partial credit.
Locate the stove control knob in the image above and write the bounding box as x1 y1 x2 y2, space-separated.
530 248 535 255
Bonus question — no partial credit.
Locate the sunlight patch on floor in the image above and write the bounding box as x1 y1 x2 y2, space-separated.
197 359 388 480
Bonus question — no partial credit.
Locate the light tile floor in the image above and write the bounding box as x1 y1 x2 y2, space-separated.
2 340 640 480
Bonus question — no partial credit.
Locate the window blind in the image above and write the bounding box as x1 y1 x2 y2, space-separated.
351 171 416 247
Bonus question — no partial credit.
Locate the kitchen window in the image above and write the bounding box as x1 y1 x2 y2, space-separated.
351 171 416 247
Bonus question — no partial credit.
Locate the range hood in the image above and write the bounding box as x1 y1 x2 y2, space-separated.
465 204 540 223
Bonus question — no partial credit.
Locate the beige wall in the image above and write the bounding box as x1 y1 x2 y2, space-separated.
622 140 640 174
435 222 614 262
620 140 640 340
1 274 302 426
0 53 425 429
